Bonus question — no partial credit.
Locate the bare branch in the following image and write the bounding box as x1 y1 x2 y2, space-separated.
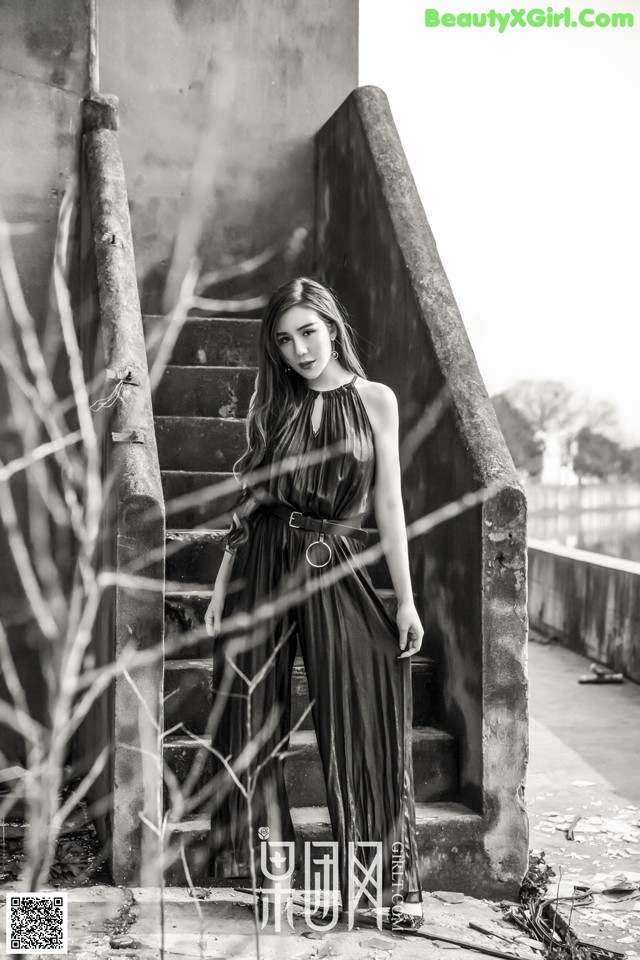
178 839 207 960
0 699 42 745
0 209 64 426
195 227 308 293
149 257 200 393
0 618 34 738
122 667 161 732
0 430 83 483
186 293 267 313
0 472 60 641
50 745 110 835
400 385 451 466
52 184 102 560
161 31 240 313
0 349 86 493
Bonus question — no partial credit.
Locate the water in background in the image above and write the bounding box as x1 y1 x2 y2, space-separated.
528 508 640 563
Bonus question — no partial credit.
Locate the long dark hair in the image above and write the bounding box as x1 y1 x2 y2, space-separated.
226 277 366 550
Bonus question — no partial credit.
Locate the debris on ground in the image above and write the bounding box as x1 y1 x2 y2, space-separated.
188 887 212 899
502 851 633 960
434 890 466 904
360 935 397 949
534 810 640 852
104 888 138 941
578 665 624 685
0 812 104 885
0 776 106 886
566 817 582 841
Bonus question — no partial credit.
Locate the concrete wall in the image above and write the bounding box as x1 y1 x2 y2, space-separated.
0 0 357 771
0 0 89 321
529 540 640 683
0 0 90 767
525 482 640 515
99 0 358 313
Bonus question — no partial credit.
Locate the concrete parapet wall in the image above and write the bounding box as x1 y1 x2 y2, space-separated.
81 96 166 884
525 482 640 515
315 86 529 897
529 539 640 683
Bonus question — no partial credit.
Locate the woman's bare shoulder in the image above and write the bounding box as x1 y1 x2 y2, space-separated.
353 378 398 427
354 377 397 405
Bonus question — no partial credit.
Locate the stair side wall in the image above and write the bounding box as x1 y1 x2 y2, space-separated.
314 86 529 897
83 99 166 885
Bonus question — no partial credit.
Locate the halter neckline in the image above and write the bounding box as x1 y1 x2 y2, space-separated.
309 374 358 396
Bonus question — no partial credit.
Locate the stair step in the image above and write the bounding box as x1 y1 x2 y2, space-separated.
162 802 481 887
162 471 238 529
164 649 436 730
164 587 399 660
164 528 227 591
153 366 256 418
165 592 217 659
143 308 474 894
164 528 391 589
290 654 435 728
144 316 260 367
162 726 457 813
155 417 247 472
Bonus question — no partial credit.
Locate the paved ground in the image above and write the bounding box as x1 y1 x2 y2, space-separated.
528 637 640 803
1 637 640 959
526 635 640 960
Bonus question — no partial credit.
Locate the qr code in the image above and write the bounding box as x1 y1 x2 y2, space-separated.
6 892 68 954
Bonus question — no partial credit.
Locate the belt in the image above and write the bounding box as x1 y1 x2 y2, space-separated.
267 503 368 542
266 502 368 568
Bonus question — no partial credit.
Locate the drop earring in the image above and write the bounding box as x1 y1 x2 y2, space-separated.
331 340 339 359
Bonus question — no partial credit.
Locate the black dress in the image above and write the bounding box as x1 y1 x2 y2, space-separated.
207 374 422 909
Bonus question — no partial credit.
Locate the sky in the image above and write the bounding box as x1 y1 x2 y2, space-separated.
360 0 640 445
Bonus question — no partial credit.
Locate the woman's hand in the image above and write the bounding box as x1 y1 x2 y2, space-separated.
204 586 225 638
204 549 236 638
396 601 424 659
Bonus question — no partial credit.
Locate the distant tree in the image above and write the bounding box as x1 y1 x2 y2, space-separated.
574 427 623 480
503 379 619 439
619 446 640 483
491 394 543 476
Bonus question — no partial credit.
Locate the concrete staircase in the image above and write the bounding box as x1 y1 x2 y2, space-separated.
145 314 465 886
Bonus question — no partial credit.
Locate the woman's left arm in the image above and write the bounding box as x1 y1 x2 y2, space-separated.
366 383 424 658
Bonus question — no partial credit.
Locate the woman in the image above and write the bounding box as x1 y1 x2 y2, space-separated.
204 277 425 929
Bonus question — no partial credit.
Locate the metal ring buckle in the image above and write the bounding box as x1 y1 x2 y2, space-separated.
289 511 303 529
305 533 332 568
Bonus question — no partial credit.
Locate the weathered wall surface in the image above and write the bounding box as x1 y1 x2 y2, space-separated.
529 540 640 683
0 0 90 766
99 0 358 312
0 0 89 320
0 0 357 773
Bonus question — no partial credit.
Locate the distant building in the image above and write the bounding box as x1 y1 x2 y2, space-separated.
535 429 579 485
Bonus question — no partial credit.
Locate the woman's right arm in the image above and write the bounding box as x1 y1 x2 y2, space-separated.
204 487 260 637
204 545 236 638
